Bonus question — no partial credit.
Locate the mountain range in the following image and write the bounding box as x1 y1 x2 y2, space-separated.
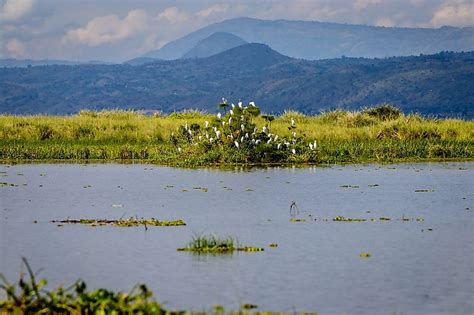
1 44 473 117
143 17 474 61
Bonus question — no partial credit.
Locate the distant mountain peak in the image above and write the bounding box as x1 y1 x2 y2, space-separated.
181 32 247 59
201 43 290 69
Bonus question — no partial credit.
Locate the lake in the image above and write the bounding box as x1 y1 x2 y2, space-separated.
1 162 473 314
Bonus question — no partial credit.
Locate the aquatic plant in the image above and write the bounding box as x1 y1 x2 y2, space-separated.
0 258 164 314
177 235 264 253
51 217 186 227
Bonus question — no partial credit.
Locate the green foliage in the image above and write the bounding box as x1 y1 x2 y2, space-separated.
0 258 164 314
362 104 402 121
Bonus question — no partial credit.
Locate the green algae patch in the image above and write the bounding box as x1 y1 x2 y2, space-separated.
177 235 264 253
359 252 372 258
51 217 186 227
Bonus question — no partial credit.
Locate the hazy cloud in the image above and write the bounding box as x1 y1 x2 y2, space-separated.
1 0 473 61
0 0 36 22
430 0 474 27
64 9 148 46
6 38 25 57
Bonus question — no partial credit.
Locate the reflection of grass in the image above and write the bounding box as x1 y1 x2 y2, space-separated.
177 235 264 253
1 106 473 166
51 217 186 227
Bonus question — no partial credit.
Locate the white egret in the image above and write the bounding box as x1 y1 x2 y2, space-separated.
230 109 234 115
216 130 221 138
267 138 272 144
249 101 255 107
262 126 267 133
292 131 297 137
231 103 235 109
292 149 296 154
178 147 182 153
222 121 226 126
277 143 282 150
256 140 261 145
217 113 221 119
313 140 317 148
291 118 295 127
209 137 214 143
245 133 249 138
309 143 314 150
205 121 209 128
229 117 233 124
235 141 240 149
241 136 244 142
274 135 278 141
241 124 245 131
238 101 243 108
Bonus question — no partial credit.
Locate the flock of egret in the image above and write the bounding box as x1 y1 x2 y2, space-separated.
178 100 317 156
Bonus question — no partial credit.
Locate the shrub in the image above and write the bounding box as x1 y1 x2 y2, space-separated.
362 104 402 121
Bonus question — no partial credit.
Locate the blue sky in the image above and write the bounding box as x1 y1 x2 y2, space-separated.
1 0 473 62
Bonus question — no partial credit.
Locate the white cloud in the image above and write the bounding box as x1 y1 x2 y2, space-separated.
354 0 383 11
64 9 148 46
0 0 36 22
6 38 25 57
196 3 229 18
430 0 474 27
155 7 188 22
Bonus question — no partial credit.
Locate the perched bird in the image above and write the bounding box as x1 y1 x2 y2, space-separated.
274 135 278 141
267 138 272 144
217 113 221 119
249 101 256 107
230 109 234 116
262 126 267 133
229 117 233 124
235 141 240 149
292 131 297 138
205 121 209 128
238 101 243 108
209 137 214 143
215 130 221 138
241 124 245 131
309 143 314 150
241 136 244 142
291 118 295 127
256 140 261 145
292 149 296 154
178 147 182 153
231 103 235 109
277 143 282 150
245 133 249 138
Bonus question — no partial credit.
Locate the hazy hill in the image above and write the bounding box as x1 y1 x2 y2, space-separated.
143 17 474 60
182 32 247 59
0 59 114 68
1 44 473 117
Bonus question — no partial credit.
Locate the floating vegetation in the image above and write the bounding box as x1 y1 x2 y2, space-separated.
359 252 372 258
333 216 366 222
50 217 186 227
177 235 264 253
368 184 379 187
379 217 391 221
415 189 435 192
193 186 208 192
340 185 360 188
241 303 258 310
289 218 306 222
0 182 18 187
269 243 278 247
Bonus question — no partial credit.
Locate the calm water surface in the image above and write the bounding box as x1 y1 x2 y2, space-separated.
1 162 473 314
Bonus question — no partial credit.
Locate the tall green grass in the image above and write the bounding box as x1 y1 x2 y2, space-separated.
1 106 472 166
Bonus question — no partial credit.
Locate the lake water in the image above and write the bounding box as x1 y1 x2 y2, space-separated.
1 162 473 314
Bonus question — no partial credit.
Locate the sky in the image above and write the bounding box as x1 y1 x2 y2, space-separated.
1 0 473 62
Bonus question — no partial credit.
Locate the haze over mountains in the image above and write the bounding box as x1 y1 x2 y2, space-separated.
143 17 474 61
1 44 472 117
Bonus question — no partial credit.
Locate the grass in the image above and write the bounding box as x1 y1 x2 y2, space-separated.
177 235 264 253
0 105 473 166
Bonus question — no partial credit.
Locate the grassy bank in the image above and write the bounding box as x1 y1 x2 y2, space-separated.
1 104 473 166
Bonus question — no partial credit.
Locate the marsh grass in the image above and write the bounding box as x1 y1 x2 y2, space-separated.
177 235 264 253
1 106 472 166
